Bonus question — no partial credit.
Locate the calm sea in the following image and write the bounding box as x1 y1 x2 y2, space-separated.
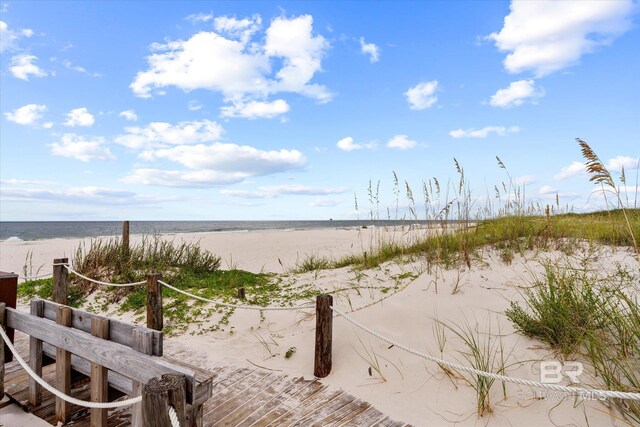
0 220 434 241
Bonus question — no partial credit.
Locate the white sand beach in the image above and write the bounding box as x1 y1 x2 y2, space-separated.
1 228 638 426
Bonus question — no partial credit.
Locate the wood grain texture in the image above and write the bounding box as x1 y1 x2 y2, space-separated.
0 303 5 398
314 294 333 378
146 273 163 332
55 306 72 423
91 317 110 427
42 299 163 356
142 374 187 427
131 328 154 427
52 257 68 305
28 299 44 405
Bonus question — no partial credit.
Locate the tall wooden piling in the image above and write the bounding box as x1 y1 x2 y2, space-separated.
314 294 333 378
142 374 187 427
122 220 130 256
147 273 163 331
28 299 44 405
0 302 5 399
53 258 69 305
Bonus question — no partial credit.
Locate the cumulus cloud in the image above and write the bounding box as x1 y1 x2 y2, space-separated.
0 20 33 53
359 37 380 63
4 104 47 126
1 185 174 206
152 143 305 174
221 184 347 199
555 156 639 180
387 135 417 150
130 14 331 116
115 119 223 150
487 0 634 77
10 54 47 80
405 81 439 110
490 80 544 108
63 108 95 127
50 134 115 162
220 99 289 119
336 137 376 152
607 155 639 172
449 126 520 138
119 110 138 121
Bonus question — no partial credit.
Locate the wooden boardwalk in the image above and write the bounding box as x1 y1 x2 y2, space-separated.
3 359 411 426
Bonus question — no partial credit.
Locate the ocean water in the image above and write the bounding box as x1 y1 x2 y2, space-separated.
0 220 434 241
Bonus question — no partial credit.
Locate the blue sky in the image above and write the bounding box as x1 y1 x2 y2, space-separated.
1 0 638 221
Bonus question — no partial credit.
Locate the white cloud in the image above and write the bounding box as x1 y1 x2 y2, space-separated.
188 100 203 111
10 54 47 80
309 198 343 207
115 119 223 150
61 59 101 77
220 99 289 119
359 37 380 63
122 169 247 187
386 135 417 150
221 184 347 199
4 104 47 126
405 81 439 110
538 185 557 195
119 110 138 121
1 185 174 206
0 20 17 52
185 12 213 24
554 161 586 180
449 126 520 138
131 14 331 114
487 0 634 77
607 155 639 172
50 134 115 162
490 80 544 108
336 137 376 152
152 143 305 174
1 20 32 53
63 107 95 127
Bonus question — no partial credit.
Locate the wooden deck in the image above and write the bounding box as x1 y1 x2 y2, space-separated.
3 359 411 426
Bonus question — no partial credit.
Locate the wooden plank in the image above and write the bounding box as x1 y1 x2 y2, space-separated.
211 375 291 426
0 303 5 399
334 406 387 427
309 398 370 426
242 379 326 426
205 370 270 412
91 317 110 427
269 388 345 426
142 374 187 427
42 299 163 356
207 373 280 422
28 299 44 405
132 328 154 427
53 258 69 305
6 307 199 404
226 378 312 426
55 306 72 423
146 273 163 331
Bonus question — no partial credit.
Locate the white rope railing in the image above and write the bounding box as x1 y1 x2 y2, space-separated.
18 273 53 282
159 280 314 311
0 326 142 408
63 264 145 287
331 306 640 401
168 405 181 427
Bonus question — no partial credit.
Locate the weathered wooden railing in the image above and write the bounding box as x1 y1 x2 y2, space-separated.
0 300 212 426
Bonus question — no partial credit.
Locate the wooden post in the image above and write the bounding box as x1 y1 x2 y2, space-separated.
56 306 72 423
142 374 187 427
53 258 69 305
122 221 130 256
91 317 110 427
146 273 163 331
131 328 154 427
314 294 333 378
0 302 5 399
28 299 44 405
236 287 245 300
0 271 18 363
